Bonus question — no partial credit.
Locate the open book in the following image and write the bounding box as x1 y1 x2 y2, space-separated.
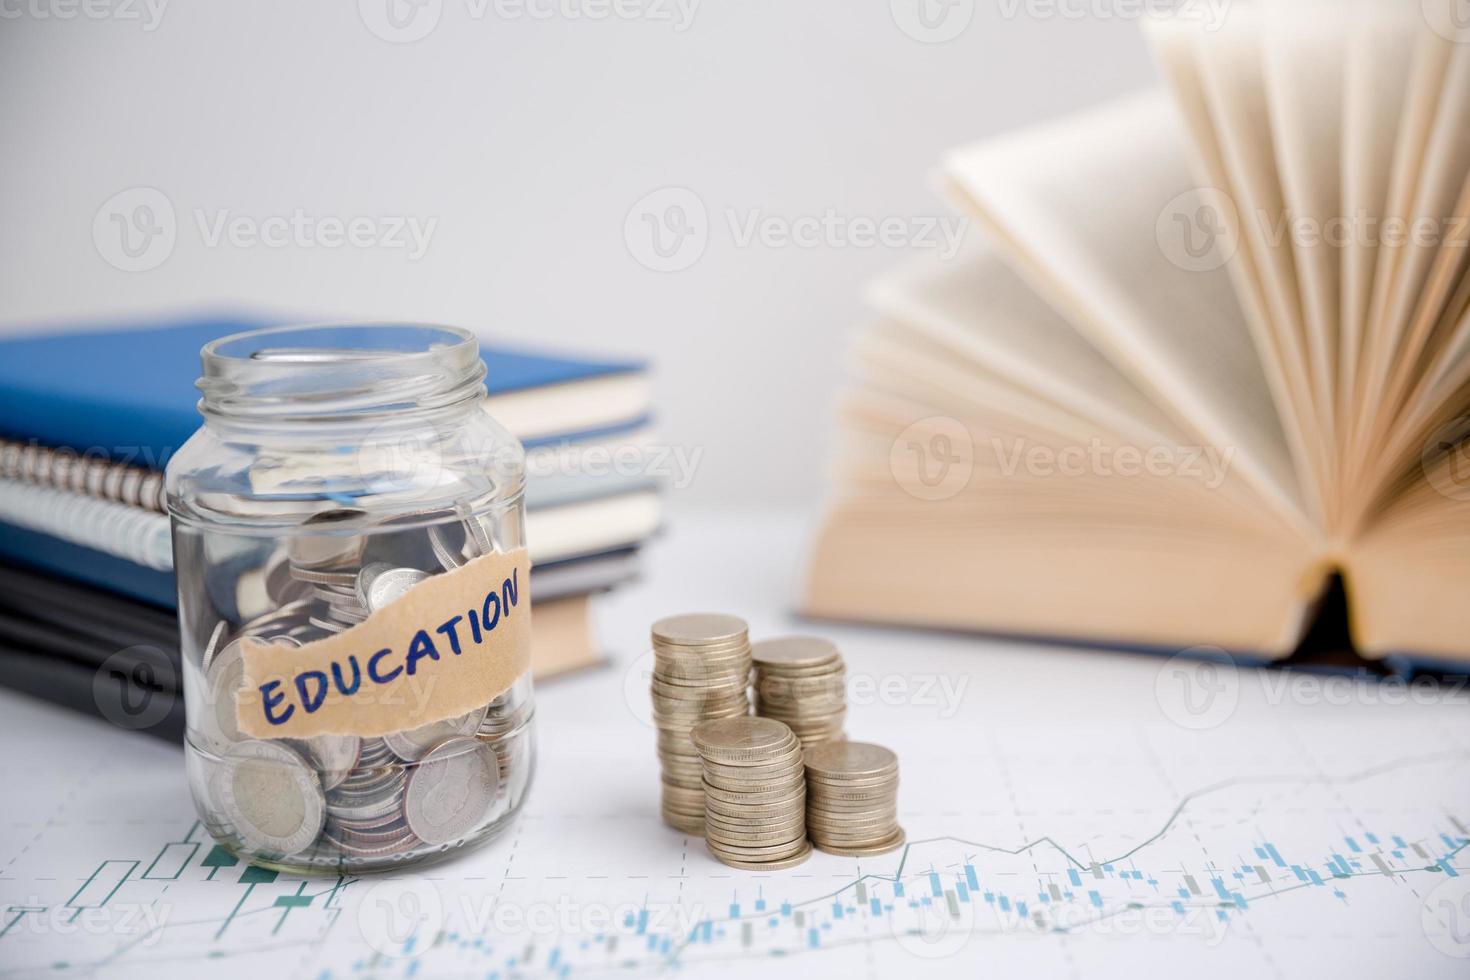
805 1 1470 664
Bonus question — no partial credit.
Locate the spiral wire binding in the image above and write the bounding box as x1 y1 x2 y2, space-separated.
0 477 173 571
0 438 166 513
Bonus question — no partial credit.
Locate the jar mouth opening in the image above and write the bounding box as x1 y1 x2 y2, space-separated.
203 322 477 366
198 322 487 425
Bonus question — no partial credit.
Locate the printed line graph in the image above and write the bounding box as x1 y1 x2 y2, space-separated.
3 745 1467 979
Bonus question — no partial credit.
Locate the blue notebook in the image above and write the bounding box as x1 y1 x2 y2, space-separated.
0 313 648 465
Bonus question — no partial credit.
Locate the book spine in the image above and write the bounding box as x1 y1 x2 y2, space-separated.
0 437 166 512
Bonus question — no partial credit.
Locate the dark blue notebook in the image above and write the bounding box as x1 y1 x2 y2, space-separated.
0 313 646 466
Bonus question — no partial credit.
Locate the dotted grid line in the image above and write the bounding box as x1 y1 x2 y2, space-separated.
987 727 1080 980
4 758 106 871
1139 728 1284 980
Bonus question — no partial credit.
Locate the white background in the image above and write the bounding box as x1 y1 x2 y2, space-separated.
0 0 1157 505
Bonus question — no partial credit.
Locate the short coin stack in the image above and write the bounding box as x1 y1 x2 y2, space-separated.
691 717 811 869
650 614 753 835
802 741 905 856
751 636 846 749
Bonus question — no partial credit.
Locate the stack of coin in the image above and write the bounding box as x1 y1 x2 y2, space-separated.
691 717 811 869
751 636 846 748
803 741 905 856
650 613 753 835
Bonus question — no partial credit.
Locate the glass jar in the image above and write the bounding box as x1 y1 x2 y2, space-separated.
166 323 535 874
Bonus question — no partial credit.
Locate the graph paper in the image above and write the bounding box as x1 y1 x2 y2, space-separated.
3 638 1468 980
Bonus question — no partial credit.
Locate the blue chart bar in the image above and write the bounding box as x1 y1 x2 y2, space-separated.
1067 869 1082 887
1346 837 1361 853
1265 843 1286 867
893 882 904 898
965 865 979 890
807 928 819 949
1439 859 1460 878
870 898 881 916
636 910 648 935
956 884 969 903
929 873 942 897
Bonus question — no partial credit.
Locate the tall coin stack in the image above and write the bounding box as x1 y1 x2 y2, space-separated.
751 636 846 749
691 717 811 870
802 741 905 856
650 613 753 835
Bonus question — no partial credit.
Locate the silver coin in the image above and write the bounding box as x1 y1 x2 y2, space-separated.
357 563 431 612
211 739 326 857
287 734 363 791
204 637 248 745
287 509 366 569
404 735 499 845
427 524 464 570
383 705 489 761
200 620 227 674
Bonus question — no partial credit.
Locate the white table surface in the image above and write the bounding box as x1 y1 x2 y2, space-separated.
1 506 1468 979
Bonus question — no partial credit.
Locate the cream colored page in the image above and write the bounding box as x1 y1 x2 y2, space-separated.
1146 16 1323 526
1373 42 1470 392
1340 2 1415 422
942 91 1309 534
1263 4 1344 444
867 240 1193 452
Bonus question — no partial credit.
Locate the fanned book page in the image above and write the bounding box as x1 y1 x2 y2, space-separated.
807 0 1470 664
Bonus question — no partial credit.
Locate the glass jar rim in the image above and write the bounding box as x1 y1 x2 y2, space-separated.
203 321 477 365
197 321 487 426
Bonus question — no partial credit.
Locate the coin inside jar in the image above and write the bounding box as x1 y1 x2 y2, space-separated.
356 562 430 611
384 706 490 762
405 736 500 845
211 739 326 858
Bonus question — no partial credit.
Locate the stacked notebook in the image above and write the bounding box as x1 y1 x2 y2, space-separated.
805 2 1470 673
0 314 661 737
